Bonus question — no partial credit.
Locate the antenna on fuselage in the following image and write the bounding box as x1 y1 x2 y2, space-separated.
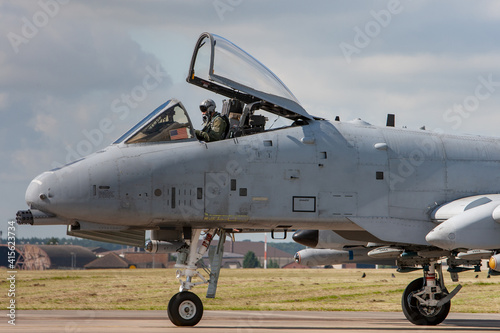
386 114 395 127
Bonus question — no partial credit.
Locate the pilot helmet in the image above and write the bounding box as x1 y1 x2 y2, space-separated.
200 99 216 113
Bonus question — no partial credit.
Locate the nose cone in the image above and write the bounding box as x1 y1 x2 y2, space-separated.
25 179 41 207
25 172 56 211
425 224 456 250
292 230 319 248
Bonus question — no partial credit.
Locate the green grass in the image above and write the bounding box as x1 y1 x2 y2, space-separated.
1 268 500 313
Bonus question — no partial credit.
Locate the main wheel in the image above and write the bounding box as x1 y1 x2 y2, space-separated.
167 292 204 326
402 277 450 326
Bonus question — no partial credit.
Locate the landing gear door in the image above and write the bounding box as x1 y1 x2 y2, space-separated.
187 32 313 121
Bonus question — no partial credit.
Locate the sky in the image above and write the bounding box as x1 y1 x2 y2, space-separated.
2 0 500 242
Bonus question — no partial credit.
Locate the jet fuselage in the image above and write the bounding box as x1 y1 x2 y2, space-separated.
25 115 500 247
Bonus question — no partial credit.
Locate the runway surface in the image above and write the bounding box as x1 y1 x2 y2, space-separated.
2 310 500 332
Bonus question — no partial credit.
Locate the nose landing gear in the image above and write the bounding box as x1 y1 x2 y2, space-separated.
166 228 226 327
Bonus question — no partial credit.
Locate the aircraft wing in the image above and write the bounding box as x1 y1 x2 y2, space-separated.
348 217 436 246
347 194 500 251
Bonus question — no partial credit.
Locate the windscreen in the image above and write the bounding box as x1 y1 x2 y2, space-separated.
114 101 194 144
126 105 193 144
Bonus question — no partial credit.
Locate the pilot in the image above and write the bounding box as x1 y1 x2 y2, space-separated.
195 99 227 142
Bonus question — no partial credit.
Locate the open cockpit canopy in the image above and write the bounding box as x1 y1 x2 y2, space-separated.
114 33 316 146
187 32 312 121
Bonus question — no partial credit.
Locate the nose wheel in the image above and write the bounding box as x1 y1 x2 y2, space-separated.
168 292 203 326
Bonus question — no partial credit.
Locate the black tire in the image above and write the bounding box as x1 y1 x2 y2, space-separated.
167 292 204 326
401 277 450 326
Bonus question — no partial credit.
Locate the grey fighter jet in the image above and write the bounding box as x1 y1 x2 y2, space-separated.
17 32 500 327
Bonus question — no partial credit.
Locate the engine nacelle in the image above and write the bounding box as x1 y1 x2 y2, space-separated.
426 201 500 250
489 254 500 272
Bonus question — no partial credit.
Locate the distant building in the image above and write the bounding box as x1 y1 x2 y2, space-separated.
212 240 294 268
3 244 97 270
1 240 296 270
118 252 171 268
86 250 244 269
84 252 133 269
89 247 110 255
85 249 174 269
201 251 244 269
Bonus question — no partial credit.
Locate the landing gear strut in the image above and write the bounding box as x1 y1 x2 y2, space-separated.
167 228 225 327
401 261 460 325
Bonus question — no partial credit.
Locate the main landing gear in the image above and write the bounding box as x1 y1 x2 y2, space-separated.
166 228 226 327
401 262 452 325
398 256 481 325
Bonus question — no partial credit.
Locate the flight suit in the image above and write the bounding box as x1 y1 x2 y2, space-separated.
195 113 227 142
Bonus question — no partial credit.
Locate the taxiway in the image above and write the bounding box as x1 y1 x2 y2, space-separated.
1 310 499 332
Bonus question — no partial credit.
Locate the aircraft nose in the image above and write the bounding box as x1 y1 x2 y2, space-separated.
25 179 40 207
292 230 319 248
425 224 456 250
25 172 56 210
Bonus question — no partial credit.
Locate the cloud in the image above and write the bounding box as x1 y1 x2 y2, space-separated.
0 92 8 110
0 2 173 154
3 22 162 95
33 109 58 137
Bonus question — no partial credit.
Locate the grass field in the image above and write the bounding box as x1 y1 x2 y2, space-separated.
2 268 500 313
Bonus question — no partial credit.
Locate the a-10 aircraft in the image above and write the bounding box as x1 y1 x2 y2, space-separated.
16 32 500 327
